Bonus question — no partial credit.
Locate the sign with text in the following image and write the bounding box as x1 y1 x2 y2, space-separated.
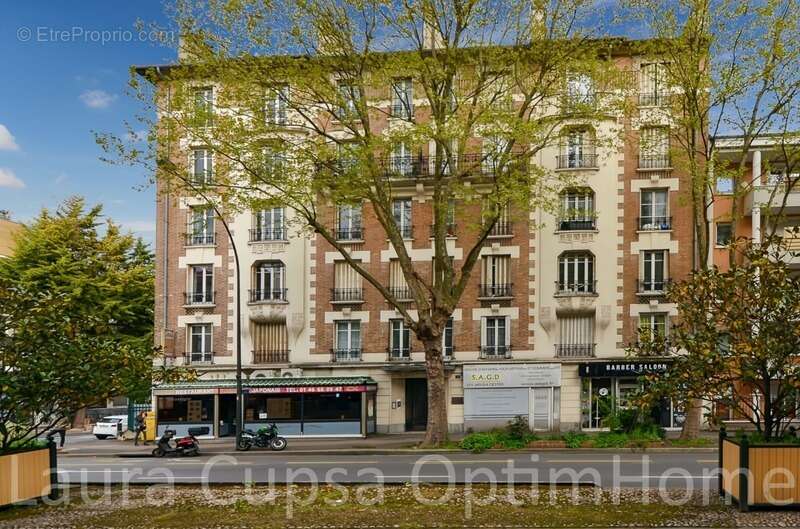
463 363 561 389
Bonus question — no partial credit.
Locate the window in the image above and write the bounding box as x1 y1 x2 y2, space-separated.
252 322 289 363
253 208 285 241
252 261 286 301
641 250 667 292
191 148 213 184
480 255 512 297
393 199 413 238
337 204 362 240
338 143 358 172
193 87 213 127
389 259 411 300
716 222 733 246
266 84 289 125
639 127 670 168
389 142 412 176
485 201 512 236
482 136 509 174
188 323 212 363
390 319 411 358
557 252 595 294
639 63 668 106
443 317 454 358
566 72 594 104
188 265 214 304
482 316 509 358
334 320 362 361
391 78 413 119
338 82 361 117
556 315 595 357
189 207 215 245
639 313 668 341
559 128 596 169
716 176 734 194
264 146 287 174
559 189 595 230
639 189 670 230
333 260 363 302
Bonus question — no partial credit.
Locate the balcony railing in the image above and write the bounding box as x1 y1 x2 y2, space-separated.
555 344 596 358
187 351 214 364
637 279 672 295
249 288 288 302
487 221 513 237
638 216 672 231
331 348 362 362
638 155 671 170
185 291 215 305
336 227 364 241
558 218 596 231
478 283 513 299
388 286 413 301
378 153 526 180
429 223 457 238
555 280 597 296
331 288 364 303
556 154 599 170
252 349 290 364
639 92 670 107
480 345 512 359
187 233 216 246
249 227 288 242
388 347 411 361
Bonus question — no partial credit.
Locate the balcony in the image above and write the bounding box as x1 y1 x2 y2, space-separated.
429 223 457 238
186 351 214 364
555 344 596 358
637 279 672 296
335 227 364 241
186 233 216 246
252 349 290 364
331 348 362 362
249 288 288 303
555 280 597 296
388 286 413 301
184 291 215 306
249 227 288 242
478 283 513 300
638 216 672 231
638 92 670 107
556 154 598 170
747 184 800 215
331 288 364 303
378 153 526 180
388 347 411 361
487 221 513 237
638 155 671 170
558 218 596 231
480 345 512 359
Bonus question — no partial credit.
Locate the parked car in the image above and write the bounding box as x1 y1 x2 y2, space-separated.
92 415 128 439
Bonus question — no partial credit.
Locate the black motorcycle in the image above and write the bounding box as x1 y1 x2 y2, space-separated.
237 423 287 451
152 428 201 457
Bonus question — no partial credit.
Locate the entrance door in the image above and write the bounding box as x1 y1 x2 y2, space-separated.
530 387 552 430
219 395 237 437
589 378 612 429
405 378 428 431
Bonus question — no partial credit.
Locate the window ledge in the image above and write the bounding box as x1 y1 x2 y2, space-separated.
248 300 290 306
555 166 599 172
554 229 599 234
553 292 598 298
248 239 289 245
477 295 514 301
636 229 672 234
486 234 514 239
336 239 365 244
184 243 217 249
183 302 216 309
330 299 364 305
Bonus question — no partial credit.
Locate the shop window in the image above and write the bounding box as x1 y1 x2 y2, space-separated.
157 395 214 424
245 394 301 424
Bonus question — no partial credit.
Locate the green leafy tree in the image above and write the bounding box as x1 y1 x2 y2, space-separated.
631 237 800 441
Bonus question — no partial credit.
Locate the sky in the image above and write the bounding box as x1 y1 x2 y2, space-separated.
0 2 177 245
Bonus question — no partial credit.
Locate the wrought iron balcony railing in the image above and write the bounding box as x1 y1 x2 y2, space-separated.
555 344 596 358
331 348 362 362
249 227 288 242
249 288 288 302
252 349 290 364
555 280 597 296
556 153 599 170
480 345 512 359
478 283 513 299
558 218 596 231
184 291 215 305
638 216 672 231
331 288 364 303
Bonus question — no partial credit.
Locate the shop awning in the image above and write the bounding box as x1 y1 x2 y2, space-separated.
153 376 378 396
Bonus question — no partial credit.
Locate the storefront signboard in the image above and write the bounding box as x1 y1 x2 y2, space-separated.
578 361 670 378
248 385 371 394
463 364 561 389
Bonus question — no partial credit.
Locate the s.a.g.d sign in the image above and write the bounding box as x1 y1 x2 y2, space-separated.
463 363 561 389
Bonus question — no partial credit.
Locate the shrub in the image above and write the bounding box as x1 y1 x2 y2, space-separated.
593 432 630 448
562 431 589 448
459 433 497 452
506 416 531 440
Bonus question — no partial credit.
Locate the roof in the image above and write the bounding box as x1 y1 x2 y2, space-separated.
154 376 377 391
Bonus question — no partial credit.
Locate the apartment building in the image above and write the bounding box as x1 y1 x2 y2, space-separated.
147 46 694 437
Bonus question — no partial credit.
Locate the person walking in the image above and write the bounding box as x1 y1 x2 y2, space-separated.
133 411 148 446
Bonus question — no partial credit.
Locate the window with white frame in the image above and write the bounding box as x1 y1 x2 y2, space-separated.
482 316 509 357
391 78 413 119
484 200 512 236
639 189 670 230
639 126 670 168
641 250 667 292
390 142 412 176
266 84 289 125
482 136 509 173
193 87 213 127
253 261 286 301
253 207 285 241
389 319 411 358
188 264 214 304
389 259 411 300
480 255 511 298
338 82 361 117
191 148 213 184
337 204 362 240
188 323 213 363
443 317 454 358
189 207 215 245
639 313 668 341
716 222 733 246
559 189 595 230
566 72 594 104
333 260 363 302
335 320 362 361
559 128 596 169
251 321 289 363
393 198 412 238
557 315 595 357
264 146 287 174
557 252 595 294
639 63 668 106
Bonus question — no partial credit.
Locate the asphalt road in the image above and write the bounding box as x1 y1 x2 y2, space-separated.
57 452 719 489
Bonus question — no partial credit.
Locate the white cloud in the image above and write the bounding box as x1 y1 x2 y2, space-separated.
79 89 117 109
0 168 25 189
0 124 19 151
120 220 157 233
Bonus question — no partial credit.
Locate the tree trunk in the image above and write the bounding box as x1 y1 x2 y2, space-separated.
680 398 703 440
421 338 448 447
72 407 87 430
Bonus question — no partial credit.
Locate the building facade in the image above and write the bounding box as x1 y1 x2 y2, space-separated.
149 48 695 437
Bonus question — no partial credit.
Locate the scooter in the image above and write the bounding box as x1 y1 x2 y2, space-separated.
152 428 200 457
237 423 287 451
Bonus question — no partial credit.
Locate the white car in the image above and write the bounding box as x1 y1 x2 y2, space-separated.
92 415 128 440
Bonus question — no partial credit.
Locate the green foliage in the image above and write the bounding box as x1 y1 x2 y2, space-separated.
459 432 498 452
562 431 589 448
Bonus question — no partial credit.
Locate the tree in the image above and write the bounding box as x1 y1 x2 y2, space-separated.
631 237 800 441
623 0 800 437
102 0 631 445
0 197 185 448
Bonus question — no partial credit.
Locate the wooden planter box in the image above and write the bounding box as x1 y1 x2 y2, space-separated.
719 430 800 511
0 444 57 507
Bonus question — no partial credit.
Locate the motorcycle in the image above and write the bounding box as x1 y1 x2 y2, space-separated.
237 423 287 451
152 428 201 457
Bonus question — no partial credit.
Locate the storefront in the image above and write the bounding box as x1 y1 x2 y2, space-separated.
578 361 683 430
153 376 378 438
463 363 562 431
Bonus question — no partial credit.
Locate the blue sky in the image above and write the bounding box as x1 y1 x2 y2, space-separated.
0 2 176 245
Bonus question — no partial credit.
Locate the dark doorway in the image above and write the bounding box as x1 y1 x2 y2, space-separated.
219 395 237 437
405 378 428 431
